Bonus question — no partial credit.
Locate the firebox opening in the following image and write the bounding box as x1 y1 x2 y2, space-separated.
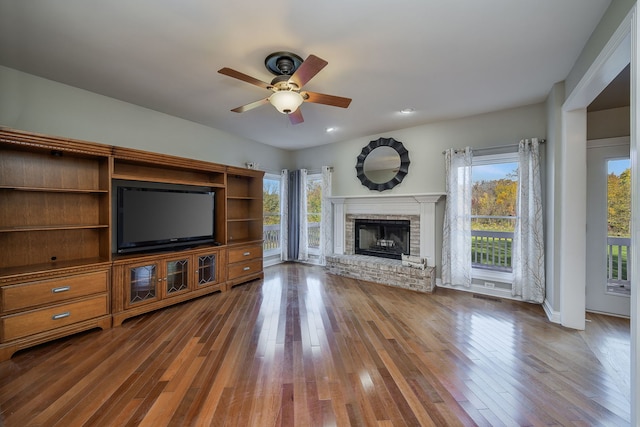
354 219 410 260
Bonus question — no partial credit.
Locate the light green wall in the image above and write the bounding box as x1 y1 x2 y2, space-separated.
0 65 292 171
292 103 546 196
544 81 565 315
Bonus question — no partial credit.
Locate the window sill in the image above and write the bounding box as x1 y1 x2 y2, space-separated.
437 281 520 301
264 248 281 257
472 267 513 284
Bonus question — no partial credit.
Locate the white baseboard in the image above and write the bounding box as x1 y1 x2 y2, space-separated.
543 299 561 324
437 280 561 321
263 257 284 268
585 309 630 320
436 280 518 300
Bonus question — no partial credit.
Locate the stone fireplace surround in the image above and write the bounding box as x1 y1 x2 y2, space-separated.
326 194 444 293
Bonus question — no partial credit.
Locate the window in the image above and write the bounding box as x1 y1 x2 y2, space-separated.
607 158 631 295
263 174 281 254
471 153 518 274
306 174 322 256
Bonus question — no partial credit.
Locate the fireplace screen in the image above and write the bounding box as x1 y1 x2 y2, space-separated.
354 219 410 260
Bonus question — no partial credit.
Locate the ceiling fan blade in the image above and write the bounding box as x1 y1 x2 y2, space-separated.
218 67 272 90
303 91 352 108
288 55 328 89
231 98 270 113
288 109 304 125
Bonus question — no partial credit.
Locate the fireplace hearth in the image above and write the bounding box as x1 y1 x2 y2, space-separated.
354 219 410 260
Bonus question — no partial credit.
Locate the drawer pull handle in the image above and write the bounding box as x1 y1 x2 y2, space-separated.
52 312 70 320
243 252 251 256
52 286 71 293
243 266 251 271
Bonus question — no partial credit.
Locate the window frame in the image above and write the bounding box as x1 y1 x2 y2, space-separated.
605 156 631 296
305 173 322 257
263 173 282 257
471 152 519 283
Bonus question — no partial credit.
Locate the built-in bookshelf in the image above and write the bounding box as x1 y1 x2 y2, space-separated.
0 127 264 360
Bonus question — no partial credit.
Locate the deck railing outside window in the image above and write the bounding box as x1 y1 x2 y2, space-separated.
607 236 631 295
471 229 514 272
471 215 515 272
308 222 320 249
263 215 281 251
262 222 320 251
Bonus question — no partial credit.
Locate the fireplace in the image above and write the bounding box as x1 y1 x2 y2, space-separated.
354 219 410 260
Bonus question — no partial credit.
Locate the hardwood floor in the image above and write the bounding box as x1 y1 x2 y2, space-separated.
0 263 631 426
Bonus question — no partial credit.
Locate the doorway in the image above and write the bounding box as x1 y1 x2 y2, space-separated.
560 7 637 424
586 137 630 317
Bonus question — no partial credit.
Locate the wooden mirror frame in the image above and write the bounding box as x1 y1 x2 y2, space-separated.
355 137 410 191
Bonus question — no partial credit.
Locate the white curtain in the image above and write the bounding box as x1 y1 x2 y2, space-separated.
512 138 545 302
319 166 333 265
280 169 289 261
442 147 473 287
298 169 309 261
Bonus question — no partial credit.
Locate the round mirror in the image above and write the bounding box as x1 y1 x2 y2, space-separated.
356 137 410 191
363 146 401 184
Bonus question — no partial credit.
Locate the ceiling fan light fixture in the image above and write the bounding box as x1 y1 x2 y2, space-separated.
269 90 304 114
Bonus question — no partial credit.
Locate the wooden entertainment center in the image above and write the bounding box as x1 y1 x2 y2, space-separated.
0 127 264 360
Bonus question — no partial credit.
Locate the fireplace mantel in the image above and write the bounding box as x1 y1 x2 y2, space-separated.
329 193 445 266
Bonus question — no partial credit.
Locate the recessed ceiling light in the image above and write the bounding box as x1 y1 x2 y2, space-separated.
400 108 415 114
326 127 336 132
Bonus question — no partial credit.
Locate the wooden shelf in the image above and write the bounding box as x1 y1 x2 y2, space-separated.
225 171 263 245
0 258 111 280
0 132 112 273
226 238 263 246
113 158 225 187
112 173 226 188
0 147 109 191
0 224 109 233
0 186 109 193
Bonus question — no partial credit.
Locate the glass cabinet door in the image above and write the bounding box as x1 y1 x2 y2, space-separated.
197 253 217 287
129 264 158 305
165 258 190 296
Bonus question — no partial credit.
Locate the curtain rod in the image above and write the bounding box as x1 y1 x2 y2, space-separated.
441 139 546 155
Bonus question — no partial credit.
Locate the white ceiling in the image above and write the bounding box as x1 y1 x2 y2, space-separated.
0 0 611 150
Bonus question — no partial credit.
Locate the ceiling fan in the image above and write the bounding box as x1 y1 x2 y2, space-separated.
218 51 352 125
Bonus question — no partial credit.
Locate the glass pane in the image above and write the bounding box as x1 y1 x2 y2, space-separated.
471 162 518 221
198 254 216 285
263 178 281 251
130 264 156 303
166 259 189 294
606 158 631 295
307 177 322 250
607 159 631 237
471 160 518 271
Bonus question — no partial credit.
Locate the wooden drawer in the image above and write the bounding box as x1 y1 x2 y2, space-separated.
1 270 109 313
228 245 262 264
1 294 108 341
227 259 262 280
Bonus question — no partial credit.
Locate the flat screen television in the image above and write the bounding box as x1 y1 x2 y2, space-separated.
116 185 215 254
